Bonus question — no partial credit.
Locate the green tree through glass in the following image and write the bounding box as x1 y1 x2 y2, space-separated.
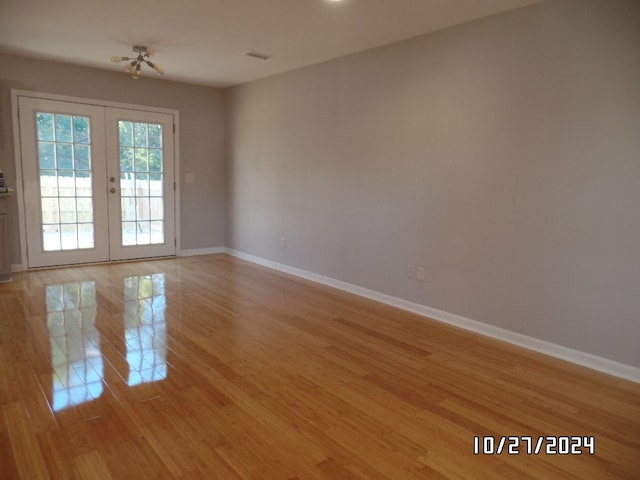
119 121 162 179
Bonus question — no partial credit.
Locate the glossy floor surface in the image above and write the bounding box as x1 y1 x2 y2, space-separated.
0 255 638 479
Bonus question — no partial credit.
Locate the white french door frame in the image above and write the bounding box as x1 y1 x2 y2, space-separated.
11 89 181 269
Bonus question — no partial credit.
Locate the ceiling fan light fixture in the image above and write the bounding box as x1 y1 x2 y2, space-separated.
133 64 142 79
111 46 164 79
144 59 164 75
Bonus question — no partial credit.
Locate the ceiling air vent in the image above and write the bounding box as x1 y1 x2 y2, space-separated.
245 50 272 60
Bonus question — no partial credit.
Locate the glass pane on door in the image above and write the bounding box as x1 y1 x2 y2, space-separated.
37 112 95 251
118 120 165 246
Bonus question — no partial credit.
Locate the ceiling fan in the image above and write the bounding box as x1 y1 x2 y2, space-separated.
111 46 164 79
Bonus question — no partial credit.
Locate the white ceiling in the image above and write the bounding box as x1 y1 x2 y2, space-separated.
0 0 543 88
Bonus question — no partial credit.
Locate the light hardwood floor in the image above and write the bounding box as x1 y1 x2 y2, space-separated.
0 255 638 479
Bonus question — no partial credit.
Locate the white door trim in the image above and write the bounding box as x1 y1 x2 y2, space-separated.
11 89 181 269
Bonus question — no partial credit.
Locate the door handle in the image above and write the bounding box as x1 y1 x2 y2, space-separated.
110 188 117 194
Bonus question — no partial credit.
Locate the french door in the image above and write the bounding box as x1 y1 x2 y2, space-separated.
17 96 176 268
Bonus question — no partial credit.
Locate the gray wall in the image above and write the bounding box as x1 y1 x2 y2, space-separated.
225 0 640 367
0 53 226 260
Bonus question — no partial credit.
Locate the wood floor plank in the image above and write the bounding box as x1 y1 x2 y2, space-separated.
3 401 51 480
0 409 21 480
74 450 115 480
0 255 638 479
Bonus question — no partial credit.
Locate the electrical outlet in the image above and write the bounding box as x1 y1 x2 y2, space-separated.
416 267 425 281
281 237 286 248
407 265 415 278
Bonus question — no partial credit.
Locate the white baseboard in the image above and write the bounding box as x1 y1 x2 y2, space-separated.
225 248 640 383
179 247 225 257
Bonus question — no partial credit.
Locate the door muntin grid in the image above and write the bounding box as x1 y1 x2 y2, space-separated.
118 121 165 246
36 112 95 251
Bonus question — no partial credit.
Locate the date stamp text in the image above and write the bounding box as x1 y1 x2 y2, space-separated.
473 436 595 455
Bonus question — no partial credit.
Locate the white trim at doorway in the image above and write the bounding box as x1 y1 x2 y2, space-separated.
10 89 181 269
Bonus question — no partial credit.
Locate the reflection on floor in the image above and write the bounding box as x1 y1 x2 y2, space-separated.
123 274 167 386
46 274 167 411
46 281 102 411
0 256 638 479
